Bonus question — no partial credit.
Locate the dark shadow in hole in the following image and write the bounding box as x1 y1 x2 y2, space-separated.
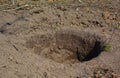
82 41 104 61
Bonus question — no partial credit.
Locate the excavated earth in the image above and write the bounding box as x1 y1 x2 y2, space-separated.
0 0 120 78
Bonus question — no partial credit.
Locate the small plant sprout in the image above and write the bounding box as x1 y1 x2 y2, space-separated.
104 43 111 51
117 26 120 29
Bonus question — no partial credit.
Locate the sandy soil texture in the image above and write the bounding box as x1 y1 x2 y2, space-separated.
0 0 120 78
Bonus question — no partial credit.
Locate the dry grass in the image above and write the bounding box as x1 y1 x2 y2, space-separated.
0 0 42 11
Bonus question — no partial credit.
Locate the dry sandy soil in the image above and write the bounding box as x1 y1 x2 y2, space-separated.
0 0 120 78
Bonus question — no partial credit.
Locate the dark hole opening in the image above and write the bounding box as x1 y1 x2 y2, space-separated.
80 41 104 62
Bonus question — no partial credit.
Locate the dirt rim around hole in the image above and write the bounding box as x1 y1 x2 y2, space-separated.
26 28 107 64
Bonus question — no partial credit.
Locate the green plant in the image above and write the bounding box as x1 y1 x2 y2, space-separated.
104 43 111 51
117 26 120 29
52 25 62 30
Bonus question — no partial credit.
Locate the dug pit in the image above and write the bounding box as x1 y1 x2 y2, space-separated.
26 29 106 64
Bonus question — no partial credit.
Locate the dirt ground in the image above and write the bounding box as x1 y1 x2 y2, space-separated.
0 0 120 78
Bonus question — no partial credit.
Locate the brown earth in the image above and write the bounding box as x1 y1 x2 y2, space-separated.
0 0 120 78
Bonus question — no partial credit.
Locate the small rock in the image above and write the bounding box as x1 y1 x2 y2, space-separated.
50 48 54 51
8 56 14 61
112 73 117 78
43 72 47 78
58 46 62 49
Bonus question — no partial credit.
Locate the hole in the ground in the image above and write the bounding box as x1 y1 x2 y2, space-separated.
26 29 106 64
82 41 104 61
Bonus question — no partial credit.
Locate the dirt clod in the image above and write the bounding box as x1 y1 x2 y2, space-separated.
94 68 118 78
